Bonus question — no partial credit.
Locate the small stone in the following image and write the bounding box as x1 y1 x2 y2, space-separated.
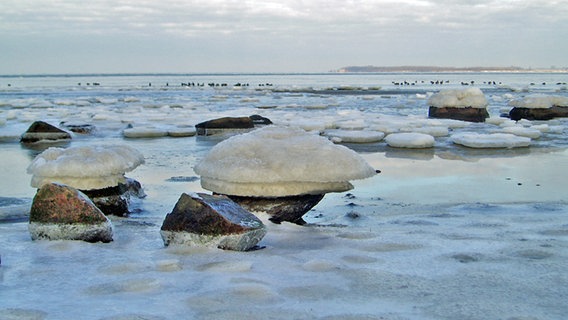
160 193 266 251
29 183 113 243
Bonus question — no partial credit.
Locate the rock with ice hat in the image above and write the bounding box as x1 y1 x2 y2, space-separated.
428 88 489 122
508 95 568 121
27 144 145 216
194 126 377 224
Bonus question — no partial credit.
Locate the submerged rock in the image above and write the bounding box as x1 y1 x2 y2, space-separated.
20 121 72 143
160 193 266 251
195 116 255 136
60 122 96 134
195 115 272 136
29 183 113 243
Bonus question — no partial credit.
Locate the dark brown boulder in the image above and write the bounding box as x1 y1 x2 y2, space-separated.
29 183 113 243
509 106 568 121
226 194 325 225
160 193 266 251
20 121 72 143
81 177 146 217
428 106 489 123
195 116 254 135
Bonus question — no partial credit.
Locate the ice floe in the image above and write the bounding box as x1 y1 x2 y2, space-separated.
452 133 531 148
384 132 435 148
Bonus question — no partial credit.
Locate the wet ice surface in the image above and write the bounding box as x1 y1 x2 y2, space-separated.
1 201 567 320
1 74 568 319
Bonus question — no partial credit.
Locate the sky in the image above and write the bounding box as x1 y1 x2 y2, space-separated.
1 0 567 74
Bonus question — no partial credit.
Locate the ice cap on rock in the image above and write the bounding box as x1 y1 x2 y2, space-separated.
194 126 377 197
27 144 145 190
508 94 568 109
428 88 488 109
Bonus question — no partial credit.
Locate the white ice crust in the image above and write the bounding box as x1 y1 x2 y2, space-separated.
194 126 376 197
324 129 385 143
428 88 488 109
508 94 568 109
451 133 531 148
385 132 435 148
27 144 145 190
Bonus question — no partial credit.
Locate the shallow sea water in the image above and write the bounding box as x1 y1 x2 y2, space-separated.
1 73 568 319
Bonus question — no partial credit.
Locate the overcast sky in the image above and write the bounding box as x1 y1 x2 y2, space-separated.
1 0 567 74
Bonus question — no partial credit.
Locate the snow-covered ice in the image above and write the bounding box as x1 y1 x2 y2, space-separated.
427 87 488 108
1 73 568 319
451 132 531 148
385 132 436 148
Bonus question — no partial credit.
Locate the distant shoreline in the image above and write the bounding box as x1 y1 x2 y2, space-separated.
333 65 568 73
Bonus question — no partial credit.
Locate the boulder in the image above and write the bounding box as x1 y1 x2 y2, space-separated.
28 183 113 243
20 121 72 143
195 116 254 136
81 177 146 217
509 106 568 121
160 193 266 251
428 106 489 123
226 194 325 225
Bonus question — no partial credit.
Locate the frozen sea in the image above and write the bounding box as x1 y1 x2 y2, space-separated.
1 73 568 320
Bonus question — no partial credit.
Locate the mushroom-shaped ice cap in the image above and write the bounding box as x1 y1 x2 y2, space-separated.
194 126 377 197
428 88 488 108
27 144 145 190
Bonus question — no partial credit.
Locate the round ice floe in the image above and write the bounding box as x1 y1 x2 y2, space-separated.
194 126 376 197
451 133 530 148
501 126 542 139
427 88 488 108
123 127 168 138
324 129 385 143
384 133 435 148
28 144 145 189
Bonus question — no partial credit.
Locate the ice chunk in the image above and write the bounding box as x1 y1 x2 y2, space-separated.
501 126 542 139
194 126 376 197
452 133 530 148
27 144 144 190
428 88 488 108
123 127 168 138
324 129 385 143
384 133 435 148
